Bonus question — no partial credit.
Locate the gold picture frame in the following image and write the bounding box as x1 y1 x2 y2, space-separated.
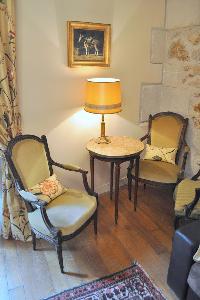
67 21 111 67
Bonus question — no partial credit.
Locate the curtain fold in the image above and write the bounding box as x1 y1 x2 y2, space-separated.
0 0 31 241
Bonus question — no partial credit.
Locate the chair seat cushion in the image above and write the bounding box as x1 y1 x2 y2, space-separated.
174 179 200 217
131 159 180 184
28 189 97 237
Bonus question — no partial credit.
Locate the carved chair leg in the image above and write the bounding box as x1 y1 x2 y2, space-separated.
94 211 98 235
31 230 36 251
56 243 64 273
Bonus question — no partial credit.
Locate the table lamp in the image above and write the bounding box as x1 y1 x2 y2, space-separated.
85 78 122 144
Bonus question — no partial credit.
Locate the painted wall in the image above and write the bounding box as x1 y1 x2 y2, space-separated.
16 0 165 191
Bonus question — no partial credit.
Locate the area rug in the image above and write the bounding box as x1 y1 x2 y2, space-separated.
44 262 166 300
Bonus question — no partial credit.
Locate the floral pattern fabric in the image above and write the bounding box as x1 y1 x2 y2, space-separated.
143 144 177 165
0 0 31 241
28 174 66 204
45 263 166 300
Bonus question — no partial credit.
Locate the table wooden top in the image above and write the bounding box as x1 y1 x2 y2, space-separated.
86 136 144 158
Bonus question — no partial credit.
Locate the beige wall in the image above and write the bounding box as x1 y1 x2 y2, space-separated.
16 0 165 192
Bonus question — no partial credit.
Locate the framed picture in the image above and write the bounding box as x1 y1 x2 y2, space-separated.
67 21 111 67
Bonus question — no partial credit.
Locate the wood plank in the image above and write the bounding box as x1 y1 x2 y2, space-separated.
0 185 177 299
16 240 55 300
8 286 26 300
4 239 23 290
0 238 9 300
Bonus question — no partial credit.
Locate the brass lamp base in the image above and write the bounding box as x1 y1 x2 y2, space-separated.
95 114 111 144
95 136 111 144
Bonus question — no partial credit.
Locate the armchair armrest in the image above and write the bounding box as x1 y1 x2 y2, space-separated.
51 160 97 198
177 142 190 182
51 161 88 174
19 190 60 238
185 188 200 218
18 190 47 208
140 133 149 142
192 167 200 181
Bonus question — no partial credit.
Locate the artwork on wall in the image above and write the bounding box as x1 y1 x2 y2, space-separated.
67 21 111 67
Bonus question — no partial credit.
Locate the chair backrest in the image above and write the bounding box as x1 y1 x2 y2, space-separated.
147 112 188 163
5 135 52 190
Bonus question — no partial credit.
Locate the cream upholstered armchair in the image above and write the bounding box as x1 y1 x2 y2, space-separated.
5 134 98 273
174 168 200 228
127 112 189 207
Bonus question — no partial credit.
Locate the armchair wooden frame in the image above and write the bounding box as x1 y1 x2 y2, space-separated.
5 134 98 273
175 168 200 229
127 112 189 204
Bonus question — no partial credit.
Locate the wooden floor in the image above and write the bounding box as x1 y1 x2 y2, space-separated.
0 184 178 300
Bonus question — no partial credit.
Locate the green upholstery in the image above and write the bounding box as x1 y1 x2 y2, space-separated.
28 189 97 237
132 159 180 183
151 115 183 148
174 179 200 217
12 139 50 189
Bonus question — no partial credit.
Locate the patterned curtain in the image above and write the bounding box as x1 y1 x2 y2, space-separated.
0 0 31 241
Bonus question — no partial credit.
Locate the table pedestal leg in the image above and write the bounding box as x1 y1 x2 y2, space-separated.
90 156 94 192
134 156 139 211
114 163 120 224
110 162 114 200
128 159 134 201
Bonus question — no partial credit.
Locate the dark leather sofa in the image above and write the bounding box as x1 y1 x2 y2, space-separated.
167 221 200 299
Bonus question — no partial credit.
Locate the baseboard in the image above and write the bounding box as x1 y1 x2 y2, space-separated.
96 176 128 194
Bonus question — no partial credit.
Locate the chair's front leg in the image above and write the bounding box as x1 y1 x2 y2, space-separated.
56 241 64 273
94 210 98 235
31 230 36 250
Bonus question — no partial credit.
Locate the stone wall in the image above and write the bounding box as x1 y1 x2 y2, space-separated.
140 0 200 175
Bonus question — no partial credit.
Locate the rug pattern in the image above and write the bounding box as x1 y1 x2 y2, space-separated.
44 263 166 300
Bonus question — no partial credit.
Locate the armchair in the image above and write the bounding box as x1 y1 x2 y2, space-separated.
174 167 200 229
127 112 189 207
5 134 98 273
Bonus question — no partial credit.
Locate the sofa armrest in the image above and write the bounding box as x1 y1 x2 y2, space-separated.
187 262 200 298
167 221 200 299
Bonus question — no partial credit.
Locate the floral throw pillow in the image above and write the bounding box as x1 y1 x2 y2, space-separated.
143 144 177 165
28 174 66 204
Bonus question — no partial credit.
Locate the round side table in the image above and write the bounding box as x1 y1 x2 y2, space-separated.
86 136 144 224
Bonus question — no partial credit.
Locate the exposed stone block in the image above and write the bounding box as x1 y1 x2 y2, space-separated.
160 86 192 116
163 63 186 87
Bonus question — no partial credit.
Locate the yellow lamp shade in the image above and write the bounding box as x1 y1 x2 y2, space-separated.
85 78 122 114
